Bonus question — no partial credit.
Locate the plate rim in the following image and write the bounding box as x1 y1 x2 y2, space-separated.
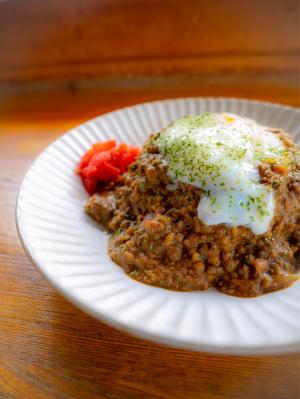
16 96 300 355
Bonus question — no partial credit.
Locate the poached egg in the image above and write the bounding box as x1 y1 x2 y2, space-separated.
157 113 291 234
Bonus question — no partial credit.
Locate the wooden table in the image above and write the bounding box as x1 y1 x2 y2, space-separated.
1 88 300 399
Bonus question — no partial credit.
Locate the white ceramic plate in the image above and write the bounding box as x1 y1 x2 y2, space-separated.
16 98 300 354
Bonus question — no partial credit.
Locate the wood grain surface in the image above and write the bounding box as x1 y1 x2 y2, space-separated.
1 0 299 85
0 89 300 399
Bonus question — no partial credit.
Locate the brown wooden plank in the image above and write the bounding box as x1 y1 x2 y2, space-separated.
1 72 299 120
0 54 299 83
0 0 299 83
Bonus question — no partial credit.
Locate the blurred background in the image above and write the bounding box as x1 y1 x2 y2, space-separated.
0 0 299 119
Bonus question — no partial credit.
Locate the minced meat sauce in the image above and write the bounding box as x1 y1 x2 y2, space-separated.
84 121 300 297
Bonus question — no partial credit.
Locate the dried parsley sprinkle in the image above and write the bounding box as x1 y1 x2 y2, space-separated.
112 228 122 237
210 196 217 206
